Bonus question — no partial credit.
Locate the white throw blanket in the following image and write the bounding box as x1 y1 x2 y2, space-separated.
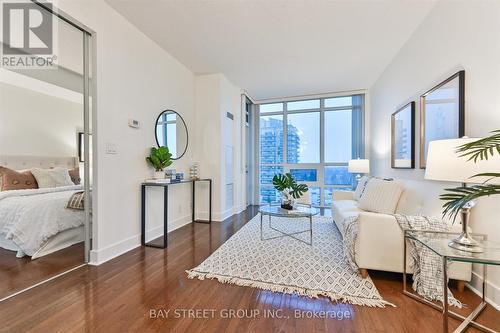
0 185 85 257
341 213 462 308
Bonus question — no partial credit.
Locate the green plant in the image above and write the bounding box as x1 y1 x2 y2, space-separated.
272 173 308 199
441 130 500 221
146 146 172 171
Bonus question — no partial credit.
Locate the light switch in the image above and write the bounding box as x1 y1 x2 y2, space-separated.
105 143 118 154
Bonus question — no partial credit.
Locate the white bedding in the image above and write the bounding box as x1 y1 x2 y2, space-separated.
0 185 85 257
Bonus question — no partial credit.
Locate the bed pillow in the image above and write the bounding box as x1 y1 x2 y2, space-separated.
0 166 38 191
68 167 81 185
358 178 404 214
31 167 74 188
353 175 371 201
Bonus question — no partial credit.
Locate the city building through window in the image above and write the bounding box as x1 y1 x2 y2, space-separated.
258 94 365 206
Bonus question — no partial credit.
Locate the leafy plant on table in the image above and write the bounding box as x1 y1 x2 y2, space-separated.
146 146 173 171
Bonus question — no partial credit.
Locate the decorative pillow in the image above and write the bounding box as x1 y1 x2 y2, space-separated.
31 167 74 188
354 176 370 201
0 166 38 191
358 178 404 214
68 167 81 185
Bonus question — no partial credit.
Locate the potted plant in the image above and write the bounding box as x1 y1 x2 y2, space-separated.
272 173 308 210
441 130 500 219
146 146 173 179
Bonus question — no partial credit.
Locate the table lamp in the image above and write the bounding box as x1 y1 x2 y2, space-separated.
425 138 500 252
348 159 370 182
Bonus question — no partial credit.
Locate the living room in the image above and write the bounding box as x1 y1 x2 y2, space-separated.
0 0 499 332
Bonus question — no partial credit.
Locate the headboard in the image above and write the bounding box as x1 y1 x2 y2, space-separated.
0 155 79 170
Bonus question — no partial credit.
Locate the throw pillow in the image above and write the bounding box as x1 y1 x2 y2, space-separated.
358 178 404 214
68 167 81 185
353 176 370 201
31 167 74 188
0 166 38 191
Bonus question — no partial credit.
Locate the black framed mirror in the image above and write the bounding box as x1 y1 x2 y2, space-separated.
155 110 188 160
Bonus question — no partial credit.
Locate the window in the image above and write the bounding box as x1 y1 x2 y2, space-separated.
287 112 320 163
324 166 352 185
260 115 283 164
258 94 364 207
290 169 317 182
325 110 352 163
260 102 283 113
287 99 320 111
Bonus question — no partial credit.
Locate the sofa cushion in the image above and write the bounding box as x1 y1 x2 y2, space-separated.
331 200 363 238
358 178 403 214
354 176 370 200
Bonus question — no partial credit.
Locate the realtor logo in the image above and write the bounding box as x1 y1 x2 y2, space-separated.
1 0 57 68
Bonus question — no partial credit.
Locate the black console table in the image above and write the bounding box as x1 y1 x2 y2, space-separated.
141 178 212 248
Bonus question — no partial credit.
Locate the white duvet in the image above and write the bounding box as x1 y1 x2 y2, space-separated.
0 185 85 257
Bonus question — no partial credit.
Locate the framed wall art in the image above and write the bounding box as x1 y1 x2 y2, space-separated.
420 70 465 168
391 101 415 169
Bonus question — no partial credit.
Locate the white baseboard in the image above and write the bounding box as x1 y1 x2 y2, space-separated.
89 214 192 265
195 209 239 222
467 270 500 311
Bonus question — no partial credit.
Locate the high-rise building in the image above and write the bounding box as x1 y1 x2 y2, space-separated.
259 117 300 203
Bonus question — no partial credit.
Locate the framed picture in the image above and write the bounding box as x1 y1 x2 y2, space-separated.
420 70 465 168
391 102 415 169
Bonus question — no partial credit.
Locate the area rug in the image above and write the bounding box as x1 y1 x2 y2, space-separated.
186 213 394 307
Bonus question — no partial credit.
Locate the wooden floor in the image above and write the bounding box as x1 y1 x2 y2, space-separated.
0 243 84 300
0 206 499 333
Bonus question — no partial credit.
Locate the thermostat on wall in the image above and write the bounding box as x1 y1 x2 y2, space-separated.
128 119 140 128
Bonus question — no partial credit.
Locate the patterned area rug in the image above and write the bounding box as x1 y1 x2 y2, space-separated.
186 213 394 307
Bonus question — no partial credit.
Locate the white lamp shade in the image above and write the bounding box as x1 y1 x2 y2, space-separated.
425 138 500 184
348 159 370 174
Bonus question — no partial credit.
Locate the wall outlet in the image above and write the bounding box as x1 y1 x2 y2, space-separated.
105 143 118 154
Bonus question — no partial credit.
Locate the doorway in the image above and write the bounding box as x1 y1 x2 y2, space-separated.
0 1 95 301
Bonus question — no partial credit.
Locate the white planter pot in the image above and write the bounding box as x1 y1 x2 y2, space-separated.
154 170 165 179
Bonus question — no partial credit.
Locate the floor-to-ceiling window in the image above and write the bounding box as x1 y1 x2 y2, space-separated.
258 94 365 206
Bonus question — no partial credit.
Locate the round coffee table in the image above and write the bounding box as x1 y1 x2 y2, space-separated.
259 205 319 245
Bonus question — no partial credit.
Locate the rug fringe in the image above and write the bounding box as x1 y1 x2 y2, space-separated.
186 269 395 308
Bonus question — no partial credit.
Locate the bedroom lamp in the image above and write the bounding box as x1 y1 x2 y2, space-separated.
348 159 370 182
425 138 500 253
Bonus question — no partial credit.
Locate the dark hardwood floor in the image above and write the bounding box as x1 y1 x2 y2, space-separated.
0 206 499 333
0 242 84 300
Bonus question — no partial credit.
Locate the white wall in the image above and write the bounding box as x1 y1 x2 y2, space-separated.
0 81 83 157
58 0 196 264
194 74 244 221
370 1 500 307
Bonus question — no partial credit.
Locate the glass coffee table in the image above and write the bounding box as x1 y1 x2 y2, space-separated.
259 205 319 245
403 230 500 333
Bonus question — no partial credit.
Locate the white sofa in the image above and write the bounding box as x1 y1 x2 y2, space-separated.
331 179 472 286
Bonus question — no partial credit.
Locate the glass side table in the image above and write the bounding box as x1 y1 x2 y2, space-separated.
259 204 319 245
403 230 500 333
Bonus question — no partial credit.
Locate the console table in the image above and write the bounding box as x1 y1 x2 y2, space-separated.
141 178 212 248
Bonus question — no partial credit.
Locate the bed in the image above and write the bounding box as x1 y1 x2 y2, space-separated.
0 156 86 259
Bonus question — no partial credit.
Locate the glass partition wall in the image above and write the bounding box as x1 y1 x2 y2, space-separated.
0 1 94 300
258 94 365 207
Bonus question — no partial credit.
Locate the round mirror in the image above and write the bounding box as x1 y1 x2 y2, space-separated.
155 110 188 160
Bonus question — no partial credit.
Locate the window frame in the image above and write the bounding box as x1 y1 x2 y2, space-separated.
257 94 365 207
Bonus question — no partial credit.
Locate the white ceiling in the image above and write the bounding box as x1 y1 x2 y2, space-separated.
106 0 436 100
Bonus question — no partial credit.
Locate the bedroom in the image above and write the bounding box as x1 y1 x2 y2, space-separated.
0 13 92 300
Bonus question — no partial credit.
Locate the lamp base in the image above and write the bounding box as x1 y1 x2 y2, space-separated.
447 201 484 253
448 233 484 253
